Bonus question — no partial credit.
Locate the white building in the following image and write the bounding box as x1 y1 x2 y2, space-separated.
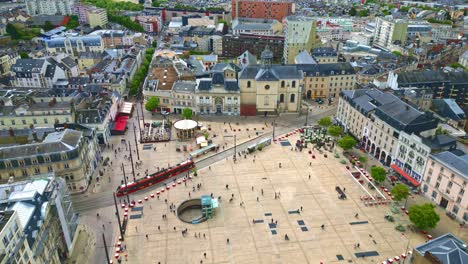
283 16 318 64
11 58 67 88
394 132 432 185
459 50 468 68
45 36 104 57
25 0 74 15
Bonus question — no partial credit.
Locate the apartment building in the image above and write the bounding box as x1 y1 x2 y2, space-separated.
311 47 338 63
171 81 197 115
0 50 20 76
25 0 73 15
239 47 303 115
73 3 108 28
45 36 105 57
283 16 319 64
10 58 67 88
231 0 294 21
0 177 79 263
422 151 468 222
336 89 438 166
222 34 285 61
136 16 161 34
0 129 99 192
373 17 408 51
298 63 356 100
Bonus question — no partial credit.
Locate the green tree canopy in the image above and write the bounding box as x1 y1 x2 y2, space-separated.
338 135 356 150
409 203 440 230
349 7 357 16
152 41 158 48
327 125 343 138
318 117 332 127
182 108 193 119
358 156 367 164
43 21 55 31
359 9 370 17
391 183 410 202
145 96 160 112
19 52 29 59
370 166 386 183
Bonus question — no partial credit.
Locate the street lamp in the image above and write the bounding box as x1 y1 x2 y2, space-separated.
128 143 136 182
102 233 110 264
133 124 140 160
121 163 130 204
113 192 125 241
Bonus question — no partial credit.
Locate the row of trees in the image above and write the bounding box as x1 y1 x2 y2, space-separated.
130 48 154 96
145 96 193 119
84 0 143 11
108 13 144 32
6 23 41 40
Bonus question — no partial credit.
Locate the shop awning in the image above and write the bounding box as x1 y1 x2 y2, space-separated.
113 115 129 132
119 102 134 115
390 164 420 187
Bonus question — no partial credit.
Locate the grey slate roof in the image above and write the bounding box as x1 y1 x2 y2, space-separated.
172 81 196 93
295 51 317 65
11 59 45 73
198 80 212 91
397 70 468 85
212 63 241 73
0 129 82 160
415 233 468 264
298 63 356 77
432 99 465 121
44 64 56 78
212 72 225 85
431 151 468 180
224 81 239 91
312 47 337 57
240 65 303 80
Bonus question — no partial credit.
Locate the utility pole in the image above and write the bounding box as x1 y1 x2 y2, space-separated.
272 120 276 139
128 143 136 182
304 107 309 126
121 163 130 204
135 104 142 140
140 102 146 126
102 233 110 264
113 192 124 240
133 124 140 160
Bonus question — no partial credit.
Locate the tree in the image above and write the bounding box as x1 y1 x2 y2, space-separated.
338 135 357 151
6 23 19 39
358 156 367 164
152 41 158 48
19 52 29 59
435 126 449 135
145 96 160 112
43 21 55 31
318 117 332 128
370 166 386 183
359 9 370 17
349 7 357 16
327 125 343 138
181 108 193 119
409 203 440 230
391 183 410 202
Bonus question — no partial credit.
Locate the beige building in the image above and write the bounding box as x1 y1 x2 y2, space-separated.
283 16 319 64
45 36 105 57
87 7 108 28
299 63 356 100
0 96 74 130
0 50 19 75
373 17 408 51
0 129 99 193
240 48 303 115
422 151 468 222
0 211 35 264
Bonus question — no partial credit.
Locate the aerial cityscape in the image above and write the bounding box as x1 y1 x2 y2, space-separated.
0 0 466 263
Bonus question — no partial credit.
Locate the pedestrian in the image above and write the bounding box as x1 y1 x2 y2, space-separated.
279 162 282 168
321 224 325 230
232 193 234 198
189 192 191 197
158 226 160 231
257 197 259 202
357 243 360 248
355 213 359 218
261 189 264 195
174 226 176 231
204 252 206 258
226 184 229 189
227 238 230 244
309 174 311 180
284 234 289 240
135 226 138 232
209 166 211 170
251 186 254 191
343 187 346 192
275 220 278 225
195 233 198 238
146 234 148 239
309 162 312 166
203 233 206 239
300 206 303 211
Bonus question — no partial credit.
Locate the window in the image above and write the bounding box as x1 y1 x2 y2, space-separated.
279 94 284 103
264 85 270 90
431 191 437 199
448 182 453 188
460 189 465 195
47 166 53 172
264 96 269 106
281 81 285 88
11 120 15 125
33 119 37 124
64 163 70 169
18 160 25 166
292 81 296 88
435 182 440 189
31 158 38 165
452 205 459 214
34 168 40 174
247 81 251 88
290 94 295 103
44 156 50 162
423 185 428 192
22 120 26 125
446 189 450 195
426 177 431 184
44 118 48 124
456 197 462 204
22 170 27 177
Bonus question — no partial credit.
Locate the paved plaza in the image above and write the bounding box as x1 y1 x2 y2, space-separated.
117 132 427 264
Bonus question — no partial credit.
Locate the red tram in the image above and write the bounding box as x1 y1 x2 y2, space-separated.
116 159 195 197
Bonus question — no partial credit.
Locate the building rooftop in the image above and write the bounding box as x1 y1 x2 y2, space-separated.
431 151 468 180
46 36 102 48
295 51 317 65
312 47 337 57
397 70 468 85
240 65 303 80
172 81 197 93
414 233 468 264
11 59 45 73
0 211 14 233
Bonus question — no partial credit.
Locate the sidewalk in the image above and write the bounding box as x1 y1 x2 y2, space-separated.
66 225 96 264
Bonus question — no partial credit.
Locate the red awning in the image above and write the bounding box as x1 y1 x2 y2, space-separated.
390 164 419 187
113 115 129 132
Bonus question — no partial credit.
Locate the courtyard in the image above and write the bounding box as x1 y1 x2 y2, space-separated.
115 131 427 264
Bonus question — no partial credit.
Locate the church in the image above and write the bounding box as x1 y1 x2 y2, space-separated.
239 46 304 116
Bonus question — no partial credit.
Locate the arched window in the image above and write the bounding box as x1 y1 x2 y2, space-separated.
290 94 295 103
247 81 251 88
280 94 284 103
292 81 296 88
281 81 285 88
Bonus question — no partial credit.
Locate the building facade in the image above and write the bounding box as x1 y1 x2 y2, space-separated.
283 16 318 64
45 36 105 57
422 151 468 222
0 210 34 264
239 48 303 116
222 34 285 61
231 0 294 21
232 18 283 36
0 129 99 193
10 58 67 88
195 63 241 115
393 132 431 185
25 0 73 15
172 81 196 114
299 63 356 100
0 51 20 76
373 17 408 51
72 3 107 28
